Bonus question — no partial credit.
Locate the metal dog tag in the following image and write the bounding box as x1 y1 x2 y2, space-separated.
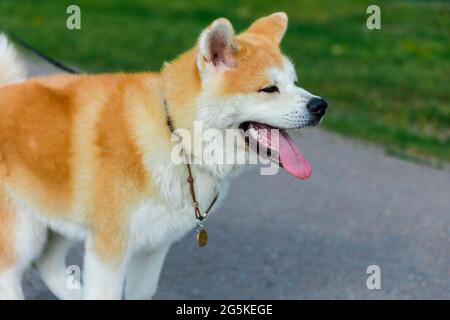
196 228 208 247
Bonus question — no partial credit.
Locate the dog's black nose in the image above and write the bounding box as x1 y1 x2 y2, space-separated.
307 97 328 116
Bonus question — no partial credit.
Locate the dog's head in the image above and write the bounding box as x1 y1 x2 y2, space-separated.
192 13 327 179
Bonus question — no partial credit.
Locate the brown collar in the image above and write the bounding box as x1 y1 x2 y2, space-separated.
163 99 219 247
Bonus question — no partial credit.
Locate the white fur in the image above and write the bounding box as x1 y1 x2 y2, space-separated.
34 232 81 300
0 192 47 300
82 238 127 300
0 34 26 86
0 269 24 300
125 244 170 299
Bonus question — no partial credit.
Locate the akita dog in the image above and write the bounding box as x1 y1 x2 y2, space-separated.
0 12 327 299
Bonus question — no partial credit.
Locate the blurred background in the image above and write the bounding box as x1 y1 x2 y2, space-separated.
0 0 448 299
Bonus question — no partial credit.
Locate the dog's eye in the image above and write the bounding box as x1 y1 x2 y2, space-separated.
259 85 279 93
294 80 299 86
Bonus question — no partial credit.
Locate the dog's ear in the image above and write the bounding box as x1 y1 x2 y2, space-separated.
198 18 237 69
246 12 288 44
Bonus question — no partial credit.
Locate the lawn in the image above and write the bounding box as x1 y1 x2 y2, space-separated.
0 0 448 164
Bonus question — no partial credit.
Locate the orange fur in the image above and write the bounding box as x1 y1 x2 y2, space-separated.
161 49 202 132
246 12 288 44
222 34 284 94
0 73 162 261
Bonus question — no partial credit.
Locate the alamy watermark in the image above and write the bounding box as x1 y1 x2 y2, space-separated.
66 265 82 290
170 121 281 176
366 265 381 290
66 5 81 30
366 5 381 30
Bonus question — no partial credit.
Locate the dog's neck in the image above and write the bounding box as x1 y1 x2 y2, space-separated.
159 49 245 180
160 48 201 137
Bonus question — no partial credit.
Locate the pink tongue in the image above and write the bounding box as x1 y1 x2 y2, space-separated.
252 123 312 180
278 130 312 179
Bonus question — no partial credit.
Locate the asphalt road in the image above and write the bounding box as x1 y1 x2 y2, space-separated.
21 58 450 299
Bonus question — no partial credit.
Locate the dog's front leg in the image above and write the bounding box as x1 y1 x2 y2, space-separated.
82 237 128 300
124 244 171 300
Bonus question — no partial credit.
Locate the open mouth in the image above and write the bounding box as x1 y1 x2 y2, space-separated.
239 122 312 180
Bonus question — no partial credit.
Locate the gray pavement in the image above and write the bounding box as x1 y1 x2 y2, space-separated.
22 58 450 299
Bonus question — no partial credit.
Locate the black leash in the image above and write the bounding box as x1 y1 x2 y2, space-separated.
5 31 79 74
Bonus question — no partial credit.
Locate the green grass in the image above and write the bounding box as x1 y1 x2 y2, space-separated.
0 0 449 164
